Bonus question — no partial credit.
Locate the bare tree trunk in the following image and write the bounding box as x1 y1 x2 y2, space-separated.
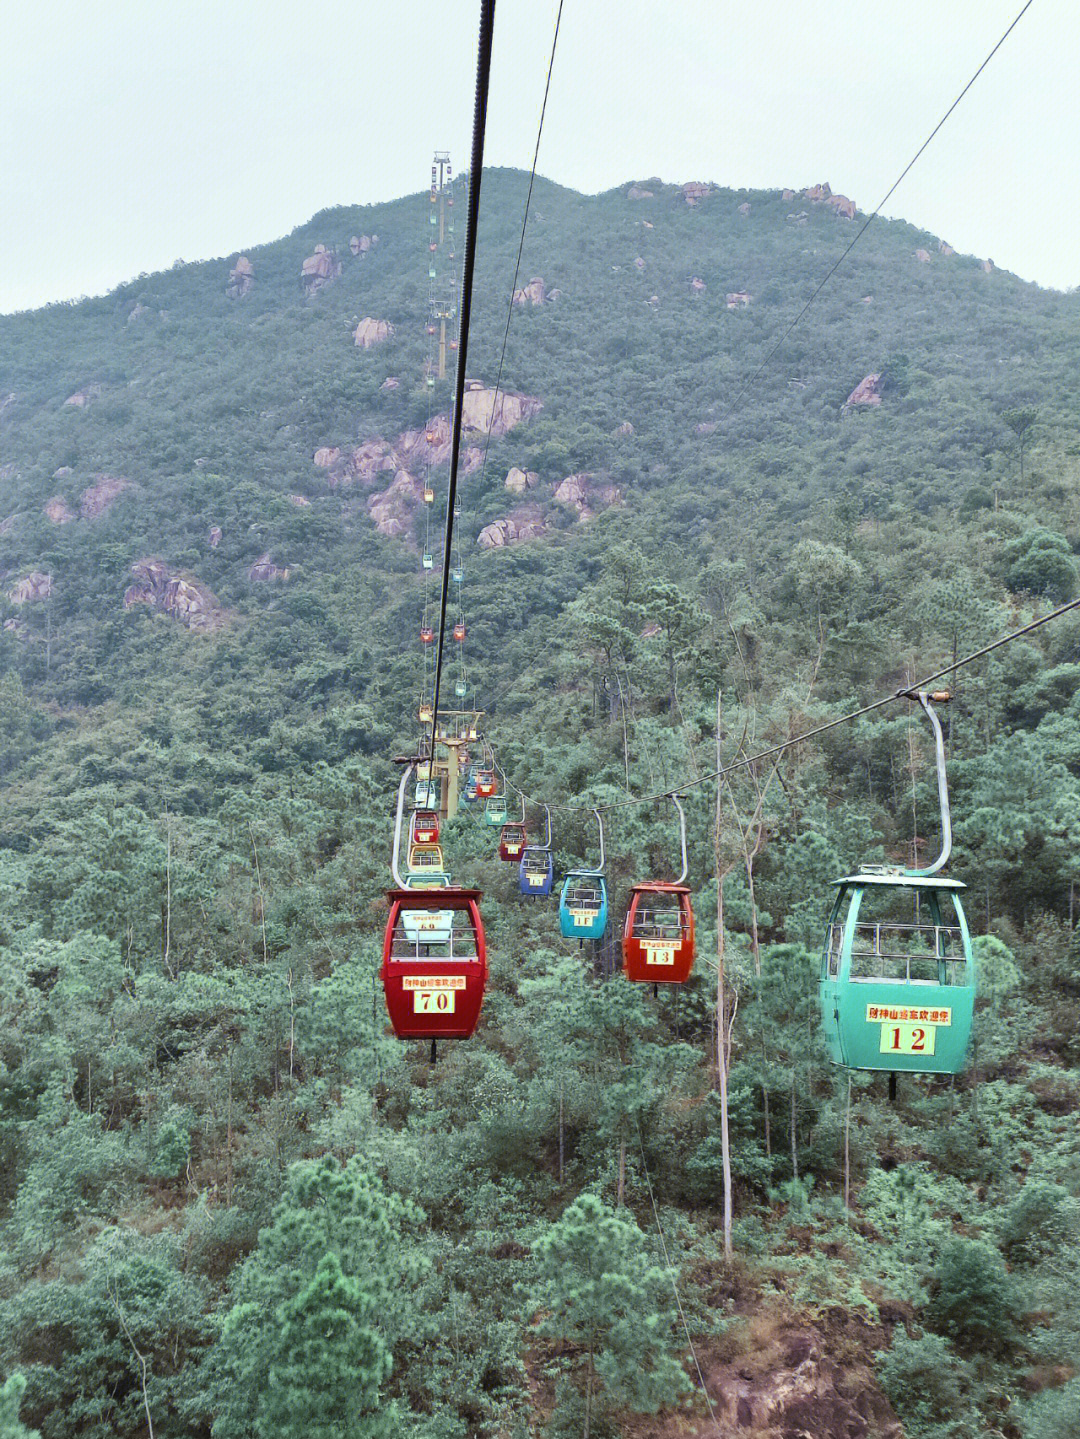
110 1287 155 1439
714 687 734 1260
790 1079 799 1183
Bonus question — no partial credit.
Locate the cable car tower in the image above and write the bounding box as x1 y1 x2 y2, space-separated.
426 151 459 387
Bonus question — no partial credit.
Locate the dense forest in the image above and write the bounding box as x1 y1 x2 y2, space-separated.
1 169 1079 1438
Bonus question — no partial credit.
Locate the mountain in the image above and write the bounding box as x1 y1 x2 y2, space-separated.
1 170 1078 1439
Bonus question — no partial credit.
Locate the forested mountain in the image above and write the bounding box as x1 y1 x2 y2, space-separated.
1 169 1079 1439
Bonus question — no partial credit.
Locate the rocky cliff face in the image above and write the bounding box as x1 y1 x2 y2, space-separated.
79 475 130 519
301 245 341 294
8 572 52 604
460 386 543 436
845 373 883 407
512 277 546 306
353 317 393 348
226 256 254 298
123 560 223 631
477 506 547 549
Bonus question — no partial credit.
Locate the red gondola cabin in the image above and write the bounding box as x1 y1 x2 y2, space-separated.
410 809 440 846
475 769 496 798
453 622 466 642
498 823 526 861
420 626 434 645
381 888 487 1039
622 882 695 984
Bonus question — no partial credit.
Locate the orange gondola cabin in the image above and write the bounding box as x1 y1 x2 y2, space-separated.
381 887 487 1039
622 882 696 984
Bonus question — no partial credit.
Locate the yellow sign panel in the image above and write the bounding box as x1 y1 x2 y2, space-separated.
569 909 597 922
642 942 676 966
528 875 544 887
414 990 456 1014
879 1022 937 1056
402 975 467 991
866 1005 951 1026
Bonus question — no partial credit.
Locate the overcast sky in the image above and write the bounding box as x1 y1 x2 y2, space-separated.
1 0 1074 314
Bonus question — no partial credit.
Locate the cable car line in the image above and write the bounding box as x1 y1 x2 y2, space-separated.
489 592 1080 816
634 1114 724 1439
473 0 564 503
716 0 1035 431
428 0 496 755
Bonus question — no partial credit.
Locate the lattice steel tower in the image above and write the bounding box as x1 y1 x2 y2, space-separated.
426 151 458 386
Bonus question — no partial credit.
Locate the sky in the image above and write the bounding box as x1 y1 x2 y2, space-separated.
1 0 1075 315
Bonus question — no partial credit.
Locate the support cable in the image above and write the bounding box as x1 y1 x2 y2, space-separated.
490 593 1080 815
634 1115 724 1438
717 0 1035 428
430 0 496 752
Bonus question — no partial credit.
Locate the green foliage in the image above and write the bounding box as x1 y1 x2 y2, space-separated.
876 1329 970 1439
925 1237 1017 1355
0 1376 40 1439
525 1193 688 1432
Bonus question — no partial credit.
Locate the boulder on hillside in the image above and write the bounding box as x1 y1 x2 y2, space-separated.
63 385 101 408
53 466 73 478
682 181 714 205
939 240 956 256
350 234 374 256
739 201 752 215
8 572 52 604
627 186 654 199
504 466 538 494
915 248 931 263
845 374 883 408
690 276 706 291
208 526 222 548
313 446 341 468
80 474 130 519
126 303 152 325
696 421 718 435
381 377 400 389
460 387 542 436
782 188 796 201
802 183 856 218
634 257 646 271
289 494 311 507
353 317 394 348
512 276 546 306
477 506 547 548
124 559 224 631
615 421 634 436
301 245 341 294
45 497 75 525
226 255 254 298
553 472 622 520
248 553 289 582
726 291 752 309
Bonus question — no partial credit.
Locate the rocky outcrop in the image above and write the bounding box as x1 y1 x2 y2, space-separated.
63 385 101 408
208 526 222 549
53 466 73 478
301 245 341 294
782 188 796 202
477 506 547 548
313 446 341 468
123 560 223 631
368 469 425 538
982 258 994 274
8 572 52 604
288 494 311 507
627 186 654 200
634 257 646 271
349 234 375 256
461 387 542 436
726 292 752 309
45 497 75 525
512 276 546 306
696 421 718 435
939 240 955 256
353 317 393 348
682 181 714 205
738 201 751 215
915 248 931 263
787 210 808 225
248 553 289 582
704 1322 903 1438
802 182 856 218
504 466 538 494
126 303 152 325
646 294 660 308
553 472 621 520
845 373 883 408
226 255 254 298
380 377 399 389
690 277 706 292
80 474 130 519
615 421 634 437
